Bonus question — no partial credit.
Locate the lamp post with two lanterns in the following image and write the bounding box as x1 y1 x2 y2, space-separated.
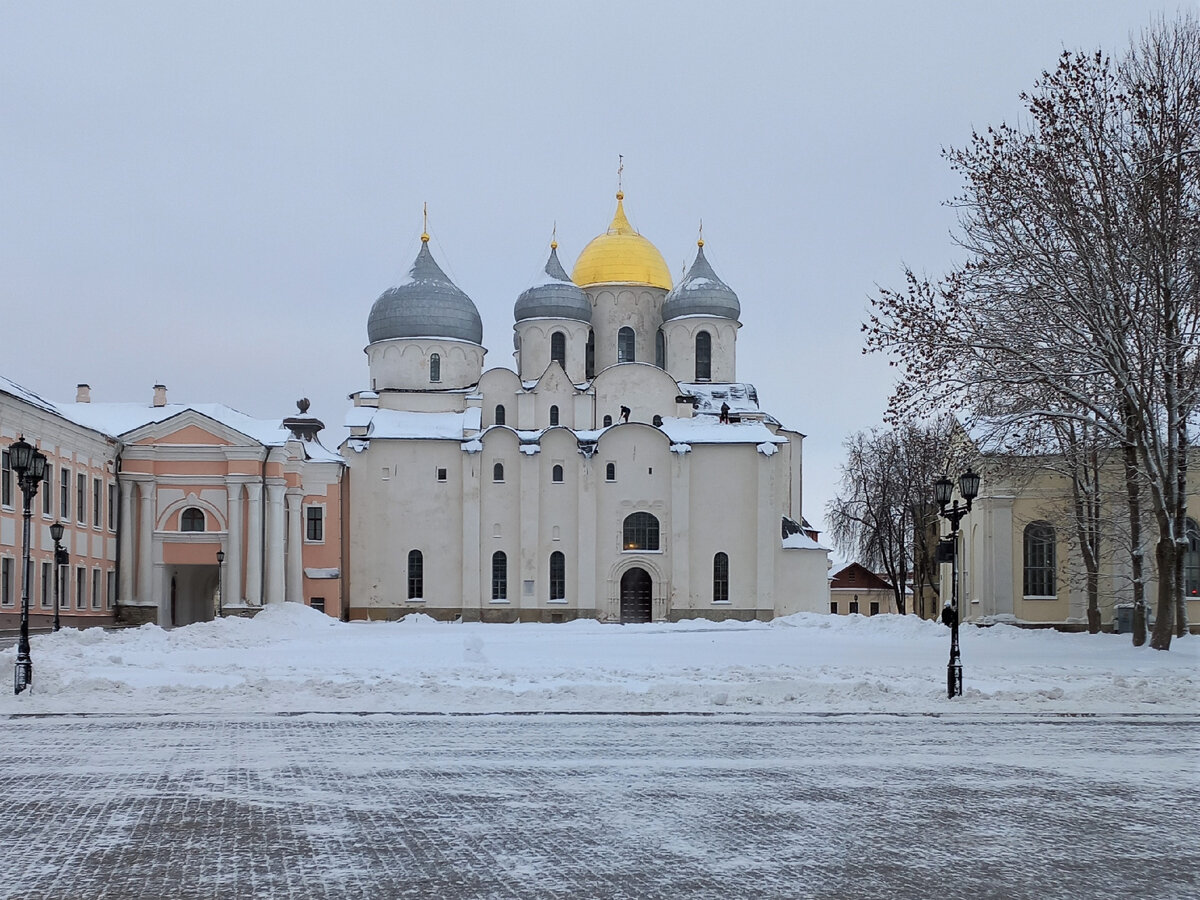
50 521 67 632
9 436 48 694
216 549 225 618
933 468 981 699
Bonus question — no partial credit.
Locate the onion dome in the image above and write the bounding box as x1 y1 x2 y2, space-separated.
661 240 741 321
514 243 592 322
571 192 673 290
367 236 483 345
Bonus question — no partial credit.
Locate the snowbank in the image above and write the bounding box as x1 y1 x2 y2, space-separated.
2 605 1195 715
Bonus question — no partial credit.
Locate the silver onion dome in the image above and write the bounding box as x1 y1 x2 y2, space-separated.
514 245 592 323
367 239 483 345
660 243 741 322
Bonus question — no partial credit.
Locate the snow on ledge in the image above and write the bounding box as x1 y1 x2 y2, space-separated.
757 442 778 456
670 443 692 454
782 532 826 551
304 568 340 579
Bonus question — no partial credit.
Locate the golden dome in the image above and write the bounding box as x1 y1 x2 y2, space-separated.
571 194 673 290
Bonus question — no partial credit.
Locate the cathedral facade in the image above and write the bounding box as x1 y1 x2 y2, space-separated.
344 192 829 622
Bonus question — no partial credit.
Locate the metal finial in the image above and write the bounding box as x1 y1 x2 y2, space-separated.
551 221 558 250
698 218 704 248
617 154 624 198
421 202 429 243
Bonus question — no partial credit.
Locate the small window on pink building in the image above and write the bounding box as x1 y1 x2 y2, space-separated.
181 508 205 532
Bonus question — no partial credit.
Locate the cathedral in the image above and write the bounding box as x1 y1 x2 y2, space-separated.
345 191 829 622
0 191 829 629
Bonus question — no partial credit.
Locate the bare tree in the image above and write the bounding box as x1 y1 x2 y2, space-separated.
865 17 1200 649
827 421 950 616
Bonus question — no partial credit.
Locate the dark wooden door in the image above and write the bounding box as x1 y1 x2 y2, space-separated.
620 568 652 623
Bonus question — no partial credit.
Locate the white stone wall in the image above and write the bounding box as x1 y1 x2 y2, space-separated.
367 338 486 392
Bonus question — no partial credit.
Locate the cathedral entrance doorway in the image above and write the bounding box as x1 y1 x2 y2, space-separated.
168 565 219 627
619 567 653 623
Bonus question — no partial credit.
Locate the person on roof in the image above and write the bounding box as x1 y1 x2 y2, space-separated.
720 402 730 424
620 406 630 423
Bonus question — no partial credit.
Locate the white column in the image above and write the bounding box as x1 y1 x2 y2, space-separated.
118 480 135 604
285 489 303 604
245 482 263 606
670 450 691 615
137 484 154 605
226 481 242 604
264 481 286 604
756 452 777 619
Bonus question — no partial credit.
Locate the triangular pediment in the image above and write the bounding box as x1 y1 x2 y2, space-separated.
123 409 267 448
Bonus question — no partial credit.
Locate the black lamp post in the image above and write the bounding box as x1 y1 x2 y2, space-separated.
216 549 225 618
49 521 66 632
934 468 981 699
9 436 47 694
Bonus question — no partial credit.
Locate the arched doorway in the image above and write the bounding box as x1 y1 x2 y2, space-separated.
620 567 653 623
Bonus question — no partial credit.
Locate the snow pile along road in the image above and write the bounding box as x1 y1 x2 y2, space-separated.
2 604 1196 715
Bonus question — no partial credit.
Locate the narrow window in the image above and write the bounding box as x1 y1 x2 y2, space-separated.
1183 518 1199 598
92 478 101 527
550 331 566 368
107 570 116 609
585 330 596 379
0 558 11 606
617 327 636 363
181 507 205 532
492 551 507 600
59 567 68 608
77 473 86 524
0 450 10 507
552 464 564 483
549 405 559 426
108 483 115 530
306 506 324 542
429 353 441 383
713 552 729 602
495 404 506 426
869 601 880 616
622 512 660 551
60 468 70 519
76 566 85 609
603 415 613 427
549 551 565 600
695 330 712 380
41 561 51 608
408 550 423 599
493 462 505 482
830 601 838 615
1023 522 1057 597
92 569 101 609
655 329 666 369
42 464 53 515
436 467 447 482
605 462 616 482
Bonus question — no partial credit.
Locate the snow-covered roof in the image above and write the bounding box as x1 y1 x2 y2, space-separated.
658 416 785 445
782 532 827 551
347 406 482 440
678 383 780 425
56 401 296 446
0 374 61 417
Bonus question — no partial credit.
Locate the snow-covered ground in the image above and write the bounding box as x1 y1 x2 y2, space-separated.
3 605 1195 715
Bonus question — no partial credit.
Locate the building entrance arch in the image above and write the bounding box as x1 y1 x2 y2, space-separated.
620 567 653 623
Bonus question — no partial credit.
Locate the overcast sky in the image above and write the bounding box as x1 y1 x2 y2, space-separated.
0 1 1186 545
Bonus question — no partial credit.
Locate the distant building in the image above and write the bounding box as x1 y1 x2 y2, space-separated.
829 563 899 616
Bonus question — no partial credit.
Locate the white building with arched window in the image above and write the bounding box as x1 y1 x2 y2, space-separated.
344 192 830 622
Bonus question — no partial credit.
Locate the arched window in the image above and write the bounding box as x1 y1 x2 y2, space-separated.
1023 523 1056 597
493 462 504 482
713 552 729 602
494 404 506 426
1185 518 1200 598
492 551 507 600
695 331 712 381
623 512 660 551
585 330 596 379
549 405 559 426
429 353 441 383
606 462 616 482
408 550 423 599
603 415 612 427
552 464 564 483
549 551 566 600
655 330 666 369
550 331 566 368
180 507 205 532
617 327 636 363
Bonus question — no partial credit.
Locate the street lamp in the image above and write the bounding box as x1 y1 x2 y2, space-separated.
216 549 225 618
934 468 981 699
9 436 47 694
49 521 66 632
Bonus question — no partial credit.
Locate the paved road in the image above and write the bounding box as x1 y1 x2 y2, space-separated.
0 713 1194 899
